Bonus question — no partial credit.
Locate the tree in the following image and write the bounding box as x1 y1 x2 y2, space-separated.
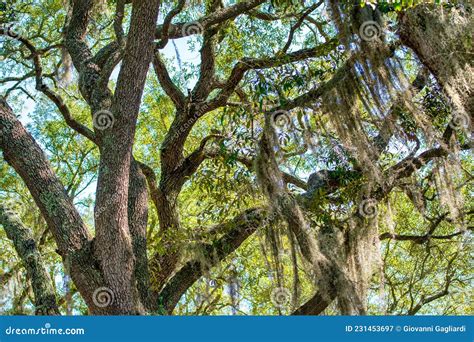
0 0 472 315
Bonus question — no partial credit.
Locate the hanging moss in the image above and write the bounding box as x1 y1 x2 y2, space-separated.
251 1 471 315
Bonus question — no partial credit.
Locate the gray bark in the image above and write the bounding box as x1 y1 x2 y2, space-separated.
0 204 60 315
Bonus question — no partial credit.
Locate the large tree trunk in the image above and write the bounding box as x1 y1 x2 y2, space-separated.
3 0 470 316
93 0 160 314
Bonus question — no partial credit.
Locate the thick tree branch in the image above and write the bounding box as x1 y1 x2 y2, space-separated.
292 291 334 315
0 29 96 143
280 1 323 53
64 0 94 70
205 39 338 112
156 0 186 49
93 0 161 314
153 52 186 109
128 159 151 310
379 230 470 243
154 0 266 39
0 98 105 313
192 27 219 102
0 99 90 256
64 0 114 109
0 204 60 315
155 207 266 313
114 0 126 45
389 142 473 182
235 155 308 191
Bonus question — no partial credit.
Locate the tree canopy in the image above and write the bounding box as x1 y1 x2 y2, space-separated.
0 0 472 315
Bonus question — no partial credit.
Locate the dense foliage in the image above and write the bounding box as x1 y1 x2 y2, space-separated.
0 0 472 315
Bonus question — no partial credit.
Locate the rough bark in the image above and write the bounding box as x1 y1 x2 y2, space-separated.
154 0 266 39
292 291 334 316
93 0 161 314
2 0 470 316
0 204 60 315
155 208 266 313
0 98 105 313
128 159 151 310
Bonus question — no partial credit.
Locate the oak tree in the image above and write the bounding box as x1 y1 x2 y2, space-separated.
0 0 472 315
